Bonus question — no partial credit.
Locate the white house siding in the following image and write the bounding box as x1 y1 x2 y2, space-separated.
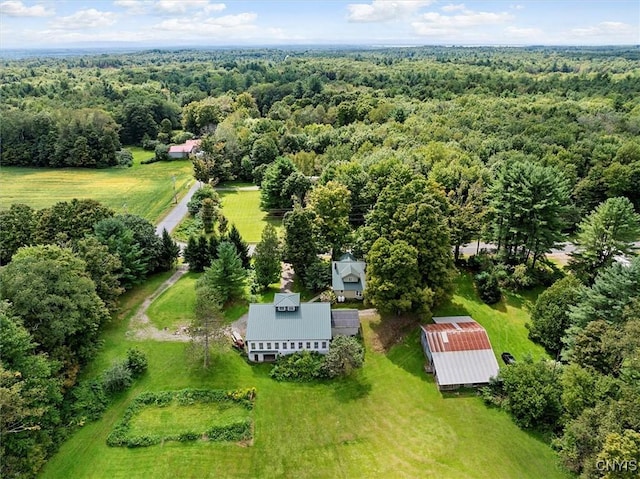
247 338 330 362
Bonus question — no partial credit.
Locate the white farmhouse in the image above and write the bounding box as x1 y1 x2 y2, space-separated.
245 293 332 362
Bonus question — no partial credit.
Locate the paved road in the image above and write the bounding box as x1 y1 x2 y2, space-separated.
155 181 200 236
459 241 639 256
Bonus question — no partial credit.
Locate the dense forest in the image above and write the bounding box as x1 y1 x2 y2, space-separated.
1 46 639 478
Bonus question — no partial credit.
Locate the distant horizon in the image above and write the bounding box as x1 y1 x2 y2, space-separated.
1 1 638 51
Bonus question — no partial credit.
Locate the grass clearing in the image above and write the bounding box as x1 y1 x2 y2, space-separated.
218 189 281 243
0 146 193 222
129 402 249 438
41 271 569 479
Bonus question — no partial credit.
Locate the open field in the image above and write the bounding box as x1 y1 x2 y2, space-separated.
218 188 281 243
0 147 193 222
41 272 568 479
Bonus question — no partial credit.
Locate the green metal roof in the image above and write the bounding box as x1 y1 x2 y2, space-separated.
274 293 300 308
332 258 366 292
246 303 332 341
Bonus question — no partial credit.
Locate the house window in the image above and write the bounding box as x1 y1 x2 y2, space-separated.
259 342 263 350
306 342 311 349
267 342 271 349
282 342 287 350
356 290 363 298
291 342 295 349
277 306 286 311
287 306 296 311
275 342 279 349
299 342 303 349
252 343 256 350
314 342 318 349
322 341 327 349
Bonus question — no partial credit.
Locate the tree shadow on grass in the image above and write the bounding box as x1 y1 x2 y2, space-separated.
332 374 372 402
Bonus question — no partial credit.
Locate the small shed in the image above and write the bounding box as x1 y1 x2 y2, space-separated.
330 309 360 337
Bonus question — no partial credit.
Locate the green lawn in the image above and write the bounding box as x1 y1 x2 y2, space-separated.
147 273 199 330
0 146 193 222
434 272 549 362
41 273 569 479
218 189 281 243
129 402 250 438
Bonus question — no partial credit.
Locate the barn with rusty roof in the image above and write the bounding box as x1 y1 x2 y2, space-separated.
420 316 499 390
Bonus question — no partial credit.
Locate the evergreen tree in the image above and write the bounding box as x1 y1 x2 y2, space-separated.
201 198 216 233
157 228 180 271
487 160 570 267
198 242 247 304
568 197 640 284
253 224 281 289
227 224 250 269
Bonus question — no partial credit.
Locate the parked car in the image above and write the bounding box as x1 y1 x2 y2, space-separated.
231 330 245 349
501 352 516 365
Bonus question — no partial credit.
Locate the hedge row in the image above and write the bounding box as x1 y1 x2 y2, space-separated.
107 388 255 448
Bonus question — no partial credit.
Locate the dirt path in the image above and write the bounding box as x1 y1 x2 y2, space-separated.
126 264 193 342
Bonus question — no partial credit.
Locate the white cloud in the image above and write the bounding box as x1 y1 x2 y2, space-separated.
505 26 543 38
570 21 632 37
0 0 54 17
510 4 524 10
155 12 257 33
441 4 465 13
114 0 225 16
412 8 512 36
51 9 117 30
347 0 434 23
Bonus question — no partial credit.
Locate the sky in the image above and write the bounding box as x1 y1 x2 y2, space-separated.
0 0 638 49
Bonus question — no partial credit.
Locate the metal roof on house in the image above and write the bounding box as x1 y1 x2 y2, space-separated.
421 316 499 386
274 293 300 308
246 303 331 341
331 257 366 292
331 309 360 336
168 139 201 154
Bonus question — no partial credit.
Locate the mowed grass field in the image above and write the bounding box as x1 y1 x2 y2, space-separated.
218 188 282 243
0 147 193 222
40 272 569 479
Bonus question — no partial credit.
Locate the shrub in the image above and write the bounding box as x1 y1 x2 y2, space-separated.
115 149 133 168
142 137 159 151
69 379 108 422
467 249 494 272
102 361 133 394
475 271 502 304
270 351 326 382
322 336 364 378
155 143 169 162
187 184 220 216
125 348 148 377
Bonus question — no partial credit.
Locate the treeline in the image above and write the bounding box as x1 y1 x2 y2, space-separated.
1 46 639 177
0 199 179 477
483 258 640 478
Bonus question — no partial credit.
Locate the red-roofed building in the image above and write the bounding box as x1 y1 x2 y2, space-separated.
420 316 499 390
168 139 201 159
